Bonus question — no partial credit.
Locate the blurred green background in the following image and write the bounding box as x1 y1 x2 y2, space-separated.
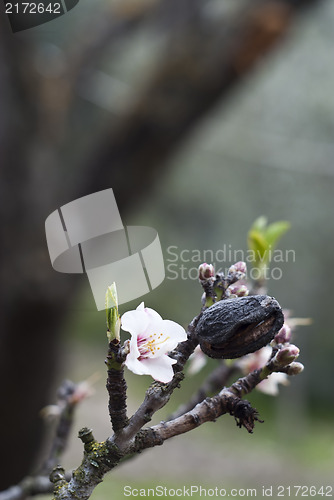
1 0 334 497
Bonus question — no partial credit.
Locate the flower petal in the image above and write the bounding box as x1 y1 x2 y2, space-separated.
143 306 163 323
139 355 176 383
139 319 187 356
161 320 187 341
136 301 163 324
125 333 141 362
121 308 149 335
257 373 289 396
125 354 149 376
159 320 187 348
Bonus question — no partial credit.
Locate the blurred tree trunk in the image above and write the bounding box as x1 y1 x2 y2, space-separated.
0 0 324 490
0 15 73 487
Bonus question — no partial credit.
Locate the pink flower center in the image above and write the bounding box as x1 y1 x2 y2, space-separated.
137 333 170 360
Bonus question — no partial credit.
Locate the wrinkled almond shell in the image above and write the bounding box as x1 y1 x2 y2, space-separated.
196 295 284 359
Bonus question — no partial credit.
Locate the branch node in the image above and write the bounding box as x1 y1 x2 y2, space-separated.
143 413 152 423
78 427 96 452
49 466 67 486
167 371 185 390
191 413 201 427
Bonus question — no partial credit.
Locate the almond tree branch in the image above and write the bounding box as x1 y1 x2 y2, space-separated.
169 315 201 371
0 380 81 500
133 348 302 452
105 341 129 433
168 361 238 421
51 339 300 500
0 477 54 500
39 381 78 475
114 373 185 451
133 391 261 452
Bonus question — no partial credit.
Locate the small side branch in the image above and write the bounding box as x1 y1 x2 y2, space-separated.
0 380 83 500
229 369 263 399
0 477 54 500
168 361 238 420
133 354 298 453
40 380 77 474
116 373 184 449
133 389 261 454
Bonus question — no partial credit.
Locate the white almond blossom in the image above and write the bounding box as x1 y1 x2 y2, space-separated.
121 303 187 383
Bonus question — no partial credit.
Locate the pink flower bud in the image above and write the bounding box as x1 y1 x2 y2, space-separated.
232 261 247 274
275 344 300 366
227 284 249 297
198 263 215 281
274 323 292 344
285 362 304 375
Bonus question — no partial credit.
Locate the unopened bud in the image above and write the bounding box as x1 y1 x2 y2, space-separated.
275 344 300 366
285 361 304 375
229 261 247 275
106 283 121 342
274 323 292 344
121 339 131 357
225 289 236 299
227 284 249 298
199 263 215 281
